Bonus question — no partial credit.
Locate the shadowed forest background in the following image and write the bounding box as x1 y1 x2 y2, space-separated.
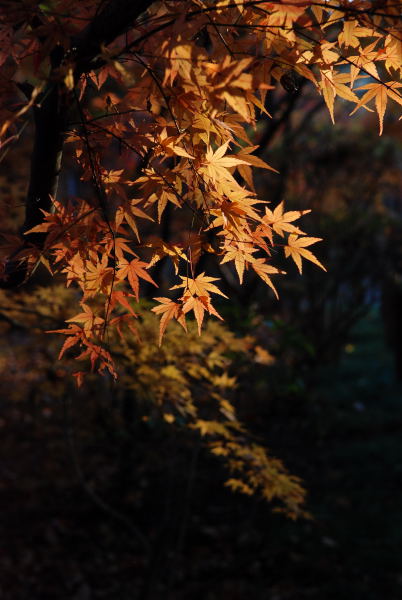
1 75 402 599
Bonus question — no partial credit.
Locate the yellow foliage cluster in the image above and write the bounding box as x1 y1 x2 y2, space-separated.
114 306 306 517
0 285 306 516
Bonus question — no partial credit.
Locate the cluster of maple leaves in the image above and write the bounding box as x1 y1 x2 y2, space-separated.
0 0 401 381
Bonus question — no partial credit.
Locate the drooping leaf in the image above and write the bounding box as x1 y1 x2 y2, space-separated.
284 235 326 274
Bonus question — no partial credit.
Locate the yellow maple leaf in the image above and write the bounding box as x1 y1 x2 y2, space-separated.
201 141 247 189
182 294 224 334
145 238 188 274
220 243 257 284
151 297 187 345
236 146 278 173
350 81 402 135
263 202 309 237
320 70 360 124
284 234 326 274
171 273 228 298
251 258 283 299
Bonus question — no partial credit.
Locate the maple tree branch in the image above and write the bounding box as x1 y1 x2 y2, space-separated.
89 120 205 225
73 88 118 338
309 1 402 19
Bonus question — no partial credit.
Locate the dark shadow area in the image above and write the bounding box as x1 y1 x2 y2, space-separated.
1 307 402 600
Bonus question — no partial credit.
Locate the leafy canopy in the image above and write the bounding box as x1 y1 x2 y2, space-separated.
0 0 401 381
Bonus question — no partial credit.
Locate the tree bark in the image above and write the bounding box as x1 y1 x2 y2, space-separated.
22 83 66 245
74 0 157 75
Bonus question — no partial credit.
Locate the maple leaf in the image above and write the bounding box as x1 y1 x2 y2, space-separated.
73 371 85 388
75 340 117 378
251 258 284 299
263 202 309 237
338 20 361 49
171 273 228 298
220 243 257 284
284 235 326 274
182 295 207 335
145 238 188 274
117 258 157 300
137 170 183 222
109 237 137 262
320 70 360 124
208 189 263 234
155 128 195 159
66 304 104 333
115 200 153 241
47 324 84 359
350 81 402 135
348 40 381 87
225 478 253 495
192 420 232 438
182 294 224 335
109 314 139 340
254 345 275 366
151 297 187 344
236 146 279 174
383 34 402 74
83 256 114 299
201 141 247 189
108 290 137 317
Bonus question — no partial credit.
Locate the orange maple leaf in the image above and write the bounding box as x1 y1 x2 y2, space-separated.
350 81 402 135
66 304 104 333
263 202 309 238
182 294 223 335
251 258 284 299
117 258 157 300
151 297 187 344
284 235 326 274
170 273 228 298
201 141 247 188
220 243 257 284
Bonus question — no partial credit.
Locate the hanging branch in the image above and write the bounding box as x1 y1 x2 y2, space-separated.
0 0 157 288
